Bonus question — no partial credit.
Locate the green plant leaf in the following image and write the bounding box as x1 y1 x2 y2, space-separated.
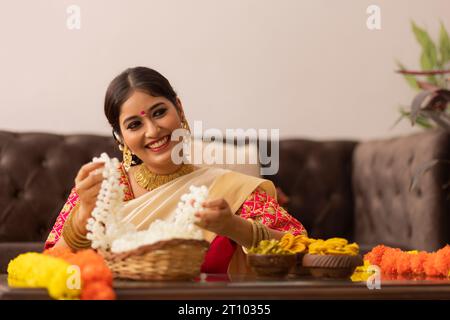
415 115 434 129
412 21 438 70
390 107 409 129
396 61 419 90
439 22 450 65
392 107 433 130
419 53 438 84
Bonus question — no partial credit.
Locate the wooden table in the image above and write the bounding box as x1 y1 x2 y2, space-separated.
2 273 450 300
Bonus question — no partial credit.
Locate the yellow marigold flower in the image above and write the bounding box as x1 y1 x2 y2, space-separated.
351 260 375 282
7 252 81 300
307 238 359 256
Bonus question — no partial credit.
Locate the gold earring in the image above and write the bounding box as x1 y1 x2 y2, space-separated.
122 144 133 172
181 114 191 133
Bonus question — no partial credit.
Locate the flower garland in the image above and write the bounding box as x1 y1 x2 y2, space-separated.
86 153 134 251
7 248 116 300
111 185 208 253
365 244 450 277
351 244 450 281
7 252 80 300
83 153 208 253
44 247 115 300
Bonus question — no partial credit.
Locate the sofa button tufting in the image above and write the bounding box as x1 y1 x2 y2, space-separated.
415 188 422 197
41 158 49 167
387 158 394 167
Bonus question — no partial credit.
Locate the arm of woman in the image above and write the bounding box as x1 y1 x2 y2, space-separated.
44 162 105 250
239 188 307 237
195 188 306 249
44 188 79 250
224 215 287 248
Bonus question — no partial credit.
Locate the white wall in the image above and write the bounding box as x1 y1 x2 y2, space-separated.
0 0 448 141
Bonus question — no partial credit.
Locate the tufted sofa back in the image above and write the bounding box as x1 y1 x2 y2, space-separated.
352 129 450 252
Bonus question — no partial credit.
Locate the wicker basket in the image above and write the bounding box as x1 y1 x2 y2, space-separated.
99 238 209 281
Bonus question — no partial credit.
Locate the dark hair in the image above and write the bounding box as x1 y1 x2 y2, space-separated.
104 66 178 140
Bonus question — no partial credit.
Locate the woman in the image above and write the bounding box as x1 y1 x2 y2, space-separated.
44 67 306 274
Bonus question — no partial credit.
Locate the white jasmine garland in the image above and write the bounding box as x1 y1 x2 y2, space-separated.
86 153 133 250
85 153 208 253
110 185 208 253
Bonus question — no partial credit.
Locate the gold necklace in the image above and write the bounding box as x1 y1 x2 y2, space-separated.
134 163 195 191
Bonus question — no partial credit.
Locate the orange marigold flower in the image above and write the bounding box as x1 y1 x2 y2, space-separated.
80 281 116 300
396 252 413 275
364 245 388 266
410 252 428 275
43 247 76 260
81 263 113 286
423 253 440 277
379 247 402 274
434 245 450 277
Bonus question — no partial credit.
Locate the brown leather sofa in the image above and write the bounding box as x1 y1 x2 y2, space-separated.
0 129 449 273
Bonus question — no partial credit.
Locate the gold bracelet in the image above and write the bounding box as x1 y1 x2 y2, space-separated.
247 218 271 248
247 218 258 248
64 214 91 249
62 204 91 250
262 221 270 240
256 220 267 242
255 220 271 242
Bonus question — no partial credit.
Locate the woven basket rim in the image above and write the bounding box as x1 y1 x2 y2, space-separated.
101 238 209 260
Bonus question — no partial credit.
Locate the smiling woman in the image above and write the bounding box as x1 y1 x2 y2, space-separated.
44 66 307 274
117 91 184 174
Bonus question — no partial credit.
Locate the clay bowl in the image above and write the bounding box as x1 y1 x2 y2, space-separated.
302 254 363 279
247 253 296 279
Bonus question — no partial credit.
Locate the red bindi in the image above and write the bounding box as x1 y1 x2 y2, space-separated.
140 111 146 116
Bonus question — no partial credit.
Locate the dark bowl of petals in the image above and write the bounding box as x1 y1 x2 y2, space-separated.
247 253 296 279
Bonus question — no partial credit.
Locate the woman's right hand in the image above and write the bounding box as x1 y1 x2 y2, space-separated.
74 161 105 234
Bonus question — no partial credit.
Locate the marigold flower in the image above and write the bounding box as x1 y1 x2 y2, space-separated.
434 245 450 277
410 252 428 275
364 245 388 266
379 247 402 274
366 244 450 278
423 253 440 277
396 252 413 275
44 248 115 299
7 252 80 300
81 281 116 300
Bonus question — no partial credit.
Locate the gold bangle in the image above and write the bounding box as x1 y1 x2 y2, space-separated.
62 204 91 250
262 222 270 240
64 215 91 249
254 220 262 245
257 220 264 242
255 220 270 242
247 218 258 248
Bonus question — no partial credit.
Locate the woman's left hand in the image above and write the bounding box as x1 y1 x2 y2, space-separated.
194 198 235 236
